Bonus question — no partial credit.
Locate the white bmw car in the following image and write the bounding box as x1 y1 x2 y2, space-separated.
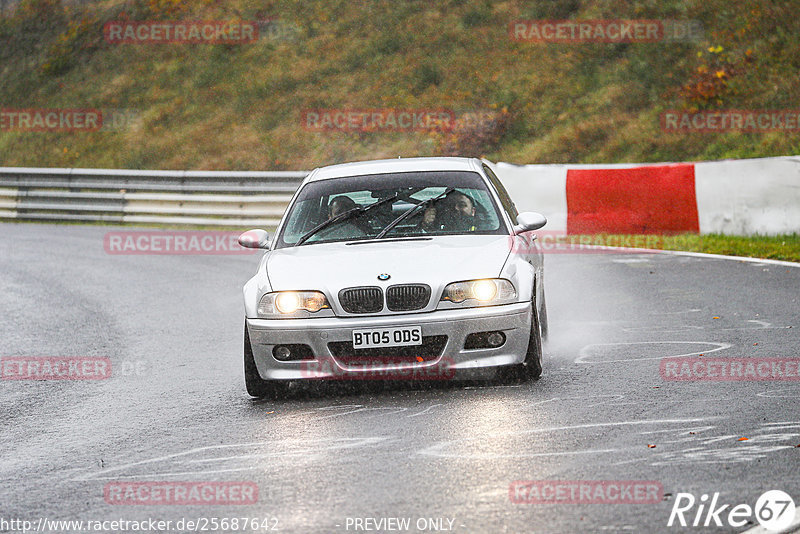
238 157 548 397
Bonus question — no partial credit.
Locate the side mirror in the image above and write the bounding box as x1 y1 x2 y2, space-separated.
513 212 547 234
238 229 271 250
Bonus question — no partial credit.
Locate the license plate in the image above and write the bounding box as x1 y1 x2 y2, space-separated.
352 326 423 349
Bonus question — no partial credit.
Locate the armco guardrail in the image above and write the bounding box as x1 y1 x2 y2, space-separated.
0 167 308 227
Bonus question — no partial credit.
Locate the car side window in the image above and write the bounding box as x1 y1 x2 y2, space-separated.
483 164 518 222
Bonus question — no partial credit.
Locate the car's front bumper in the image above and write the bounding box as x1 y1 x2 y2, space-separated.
246 302 532 381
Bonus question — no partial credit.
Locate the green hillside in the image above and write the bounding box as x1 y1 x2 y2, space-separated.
1 0 799 170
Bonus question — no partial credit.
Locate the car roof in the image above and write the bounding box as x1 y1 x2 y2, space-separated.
304 157 484 182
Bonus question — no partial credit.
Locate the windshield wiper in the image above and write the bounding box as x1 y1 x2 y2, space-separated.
375 187 455 239
296 193 399 246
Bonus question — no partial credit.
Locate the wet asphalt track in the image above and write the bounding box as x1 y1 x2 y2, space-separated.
1 223 799 534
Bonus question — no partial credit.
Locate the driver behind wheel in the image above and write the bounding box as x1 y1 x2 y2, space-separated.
438 191 480 232
328 195 357 218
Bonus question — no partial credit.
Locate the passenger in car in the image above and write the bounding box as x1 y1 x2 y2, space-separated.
323 195 372 238
418 206 438 232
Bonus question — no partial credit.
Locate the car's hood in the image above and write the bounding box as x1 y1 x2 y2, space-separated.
266 235 511 290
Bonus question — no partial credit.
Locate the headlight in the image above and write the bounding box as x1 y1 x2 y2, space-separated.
439 279 516 308
258 291 331 318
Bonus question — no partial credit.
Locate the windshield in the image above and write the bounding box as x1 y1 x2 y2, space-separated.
275 171 505 248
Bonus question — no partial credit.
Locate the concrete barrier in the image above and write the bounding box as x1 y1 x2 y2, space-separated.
489 156 800 235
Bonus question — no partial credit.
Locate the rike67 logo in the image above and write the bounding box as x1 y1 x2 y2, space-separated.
668 490 795 531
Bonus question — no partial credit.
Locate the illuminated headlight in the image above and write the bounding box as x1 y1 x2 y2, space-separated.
258 291 331 318
439 279 516 308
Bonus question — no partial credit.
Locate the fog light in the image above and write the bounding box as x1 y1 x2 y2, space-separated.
487 331 505 347
272 344 315 361
464 331 507 350
273 345 292 361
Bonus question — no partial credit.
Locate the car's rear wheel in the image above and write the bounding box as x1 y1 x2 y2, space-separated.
244 322 284 398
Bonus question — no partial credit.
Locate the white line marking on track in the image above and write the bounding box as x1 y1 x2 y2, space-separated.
671 250 800 268
763 421 800 426
524 397 561 406
610 457 652 467
317 406 407 419
621 325 705 333
521 395 619 409
407 404 442 418
462 384 521 390
757 389 800 399
585 395 626 408
595 247 800 268
72 437 389 481
649 308 703 315
640 425 716 435
611 258 651 263
418 418 718 458
576 341 732 364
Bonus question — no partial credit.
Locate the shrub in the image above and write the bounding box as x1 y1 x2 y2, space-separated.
438 108 511 157
678 45 753 109
41 15 101 76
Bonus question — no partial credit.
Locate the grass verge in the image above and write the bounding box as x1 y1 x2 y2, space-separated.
584 233 800 263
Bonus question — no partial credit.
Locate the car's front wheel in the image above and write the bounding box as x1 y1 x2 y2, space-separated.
244 322 285 398
522 298 543 379
539 290 549 343
502 299 543 381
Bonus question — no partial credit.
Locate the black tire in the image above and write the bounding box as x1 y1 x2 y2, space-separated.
523 299 543 379
501 299 543 382
244 322 284 398
539 290 549 343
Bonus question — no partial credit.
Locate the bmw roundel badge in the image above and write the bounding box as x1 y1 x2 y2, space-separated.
378 273 391 281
